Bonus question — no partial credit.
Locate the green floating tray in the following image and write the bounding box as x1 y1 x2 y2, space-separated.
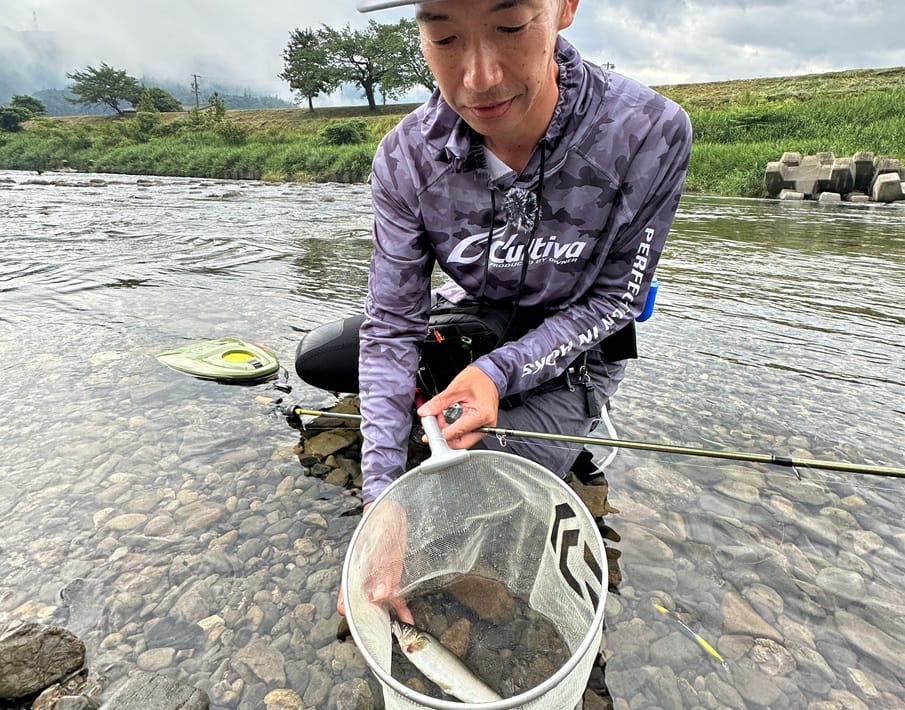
157 337 280 382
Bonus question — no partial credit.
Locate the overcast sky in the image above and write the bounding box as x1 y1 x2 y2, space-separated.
3 0 904 102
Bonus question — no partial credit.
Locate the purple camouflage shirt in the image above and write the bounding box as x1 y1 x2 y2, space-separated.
358 37 692 503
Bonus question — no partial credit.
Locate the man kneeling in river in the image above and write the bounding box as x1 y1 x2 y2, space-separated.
295 0 691 618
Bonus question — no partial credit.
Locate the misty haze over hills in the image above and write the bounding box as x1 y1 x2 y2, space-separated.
0 25 292 115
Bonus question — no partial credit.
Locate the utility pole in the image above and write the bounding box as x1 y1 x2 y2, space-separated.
191 74 202 109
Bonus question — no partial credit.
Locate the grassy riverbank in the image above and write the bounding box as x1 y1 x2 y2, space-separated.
1 67 903 196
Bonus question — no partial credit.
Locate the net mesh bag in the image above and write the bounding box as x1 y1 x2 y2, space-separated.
343 424 607 710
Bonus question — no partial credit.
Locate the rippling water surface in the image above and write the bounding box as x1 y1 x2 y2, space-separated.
1 171 903 708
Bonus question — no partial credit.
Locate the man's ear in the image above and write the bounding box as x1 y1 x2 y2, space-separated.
557 0 580 31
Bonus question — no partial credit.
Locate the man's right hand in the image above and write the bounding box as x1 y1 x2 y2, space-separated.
417 365 500 449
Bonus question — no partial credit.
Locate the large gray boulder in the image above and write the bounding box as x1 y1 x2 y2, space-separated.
0 621 86 699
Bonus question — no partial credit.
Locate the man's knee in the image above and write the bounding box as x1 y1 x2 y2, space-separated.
295 315 364 393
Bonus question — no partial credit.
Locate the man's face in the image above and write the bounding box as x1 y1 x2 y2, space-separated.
416 0 578 149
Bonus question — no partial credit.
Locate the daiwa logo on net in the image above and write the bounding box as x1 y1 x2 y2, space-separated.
448 231 588 268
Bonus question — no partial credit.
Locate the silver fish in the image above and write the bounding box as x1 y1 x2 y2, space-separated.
392 620 502 703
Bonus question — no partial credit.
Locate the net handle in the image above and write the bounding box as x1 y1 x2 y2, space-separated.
419 415 469 473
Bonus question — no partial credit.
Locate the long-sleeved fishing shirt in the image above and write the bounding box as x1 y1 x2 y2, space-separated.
358 37 692 504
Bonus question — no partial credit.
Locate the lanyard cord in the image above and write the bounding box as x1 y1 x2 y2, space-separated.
473 141 548 343
475 190 496 301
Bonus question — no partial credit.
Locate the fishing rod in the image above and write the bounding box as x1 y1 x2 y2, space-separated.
286 406 905 480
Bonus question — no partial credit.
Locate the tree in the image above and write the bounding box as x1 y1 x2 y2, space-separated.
144 87 181 112
10 94 47 117
319 21 413 111
381 19 435 97
132 90 160 140
0 106 32 132
281 28 340 112
66 63 141 115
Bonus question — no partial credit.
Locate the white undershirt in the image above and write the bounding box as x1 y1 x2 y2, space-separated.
483 146 517 181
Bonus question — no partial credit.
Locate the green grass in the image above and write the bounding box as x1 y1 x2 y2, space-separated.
2 68 903 195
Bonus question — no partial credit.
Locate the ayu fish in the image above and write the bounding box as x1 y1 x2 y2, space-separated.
392 620 503 703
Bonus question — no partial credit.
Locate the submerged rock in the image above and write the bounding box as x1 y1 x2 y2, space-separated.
101 670 209 709
0 621 85 699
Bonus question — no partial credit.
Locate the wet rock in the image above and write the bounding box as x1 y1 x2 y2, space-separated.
52 697 100 710
815 566 866 603
144 615 206 650
232 639 286 685
721 591 782 642
835 609 905 675
101 670 209 709
302 666 332 707
448 575 515 623
837 529 884 555
733 664 783 706
263 687 304 709
30 667 103 710
136 647 175 671
750 638 796 676
0 621 86 699
440 617 471 658
305 429 361 458
327 677 377 709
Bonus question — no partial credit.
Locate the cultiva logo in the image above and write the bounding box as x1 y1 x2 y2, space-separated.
447 231 589 268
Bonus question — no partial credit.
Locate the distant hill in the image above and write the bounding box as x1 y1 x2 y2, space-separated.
0 25 72 100
0 24 293 115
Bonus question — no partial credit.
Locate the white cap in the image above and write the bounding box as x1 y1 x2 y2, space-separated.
357 0 437 12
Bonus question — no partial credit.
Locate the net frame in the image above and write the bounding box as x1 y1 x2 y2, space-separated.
343 417 607 710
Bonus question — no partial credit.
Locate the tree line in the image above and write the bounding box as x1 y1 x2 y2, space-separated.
0 18 432 131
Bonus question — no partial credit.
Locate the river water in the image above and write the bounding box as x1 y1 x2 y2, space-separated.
1 170 903 709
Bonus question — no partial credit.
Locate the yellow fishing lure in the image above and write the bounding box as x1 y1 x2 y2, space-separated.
654 603 730 671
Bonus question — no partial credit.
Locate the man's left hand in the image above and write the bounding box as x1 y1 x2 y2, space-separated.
417 365 499 449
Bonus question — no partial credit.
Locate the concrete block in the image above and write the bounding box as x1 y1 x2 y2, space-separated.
871 172 905 203
816 163 834 195
818 192 842 204
794 155 822 196
853 151 876 193
764 161 784 197
779 189 805 201
780 152 802 167
873 156 900 172
816 151 836 165
845 193 872 203
829 157 855 195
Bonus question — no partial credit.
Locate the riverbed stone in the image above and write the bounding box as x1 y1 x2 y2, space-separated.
815 566 866 602
232 639 286 685
835 609 905 675
0 621 86 699
304 429 360 458
721 591 782 642
448 575 514 623
101 670 209 709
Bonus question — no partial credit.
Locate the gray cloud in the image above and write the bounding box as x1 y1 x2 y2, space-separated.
2 0 902 101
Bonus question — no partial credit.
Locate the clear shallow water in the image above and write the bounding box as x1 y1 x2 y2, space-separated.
1 171 903 708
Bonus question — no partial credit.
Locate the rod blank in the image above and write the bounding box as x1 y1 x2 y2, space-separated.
289 407 905 480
